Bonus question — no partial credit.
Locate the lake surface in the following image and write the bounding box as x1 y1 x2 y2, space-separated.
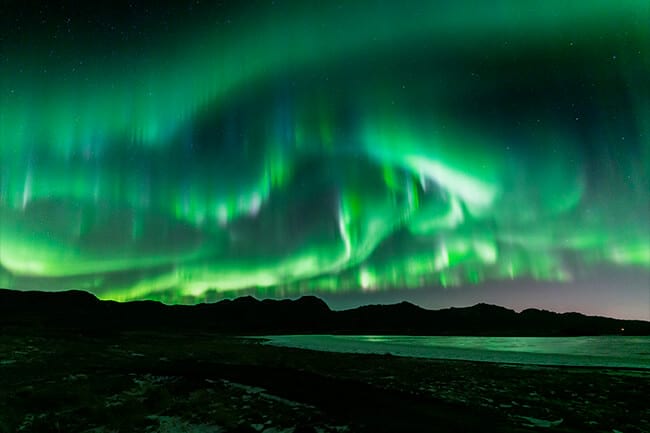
265 335 650 369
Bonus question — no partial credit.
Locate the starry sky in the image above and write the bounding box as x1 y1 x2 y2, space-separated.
1 1 649 318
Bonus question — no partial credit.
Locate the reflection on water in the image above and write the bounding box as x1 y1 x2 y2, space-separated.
266 335 650 369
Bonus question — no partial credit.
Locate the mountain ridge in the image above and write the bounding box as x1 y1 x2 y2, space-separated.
1 288 648 336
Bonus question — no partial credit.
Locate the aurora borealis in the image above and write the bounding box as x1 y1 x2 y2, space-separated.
1 1 649 316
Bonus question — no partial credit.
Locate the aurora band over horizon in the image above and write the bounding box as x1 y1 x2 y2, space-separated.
1 1 649 311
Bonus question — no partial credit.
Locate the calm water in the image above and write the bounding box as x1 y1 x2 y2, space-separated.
265 335 650 368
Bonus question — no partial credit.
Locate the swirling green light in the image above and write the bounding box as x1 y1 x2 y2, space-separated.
0 0 648 302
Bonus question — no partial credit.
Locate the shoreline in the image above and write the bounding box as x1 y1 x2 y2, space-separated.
1 330 648 432
260 334 650 370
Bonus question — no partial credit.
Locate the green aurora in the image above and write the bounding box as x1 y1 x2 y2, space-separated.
1 0 648 304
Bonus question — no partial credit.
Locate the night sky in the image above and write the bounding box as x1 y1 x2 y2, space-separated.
1 1 648 318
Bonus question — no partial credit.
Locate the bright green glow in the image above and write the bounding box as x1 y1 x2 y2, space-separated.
1 0 648 302
2 0 646 155
608 243 650 266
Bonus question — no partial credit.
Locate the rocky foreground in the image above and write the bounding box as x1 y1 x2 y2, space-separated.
0 330 648 433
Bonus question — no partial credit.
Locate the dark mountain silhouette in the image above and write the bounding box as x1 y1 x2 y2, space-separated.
1 288 648 336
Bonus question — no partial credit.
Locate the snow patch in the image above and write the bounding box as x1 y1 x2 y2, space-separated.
146 416 224 433
517 416 563 428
